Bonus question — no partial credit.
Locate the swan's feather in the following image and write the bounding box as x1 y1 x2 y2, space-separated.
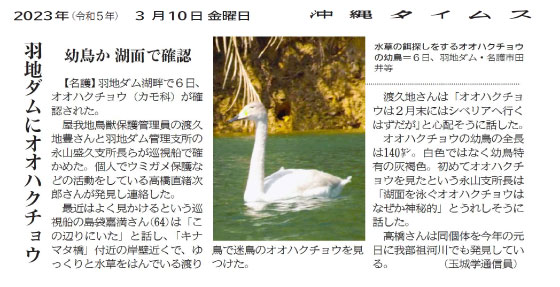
263 168 349 201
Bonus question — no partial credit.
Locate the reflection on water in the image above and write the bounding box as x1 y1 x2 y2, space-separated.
244 196 337 218
214 132 365 241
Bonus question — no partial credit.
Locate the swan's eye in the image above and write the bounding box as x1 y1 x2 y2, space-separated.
250 107 254 109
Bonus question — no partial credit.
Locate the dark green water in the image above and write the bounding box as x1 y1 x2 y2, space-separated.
213 132 365 241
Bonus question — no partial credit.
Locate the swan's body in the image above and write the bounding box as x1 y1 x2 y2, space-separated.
229 102 351 203
263 168 351 201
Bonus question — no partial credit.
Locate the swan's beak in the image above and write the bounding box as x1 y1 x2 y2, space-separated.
227 115 239 123
228 109 249 123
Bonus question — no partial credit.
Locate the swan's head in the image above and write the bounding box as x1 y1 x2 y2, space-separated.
228 102 267 123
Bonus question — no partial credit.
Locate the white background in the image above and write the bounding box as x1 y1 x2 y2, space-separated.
1 1 558 286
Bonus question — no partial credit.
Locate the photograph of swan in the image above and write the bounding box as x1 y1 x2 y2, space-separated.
213 37 364 241
228 101 352 203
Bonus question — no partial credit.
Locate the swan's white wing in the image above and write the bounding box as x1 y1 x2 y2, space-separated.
263 169 349 201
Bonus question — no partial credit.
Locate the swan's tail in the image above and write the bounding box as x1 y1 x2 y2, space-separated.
341 176 352 186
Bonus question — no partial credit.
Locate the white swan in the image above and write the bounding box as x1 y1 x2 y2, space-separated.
228 102 352 202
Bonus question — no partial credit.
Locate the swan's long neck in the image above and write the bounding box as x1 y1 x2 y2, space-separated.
244 118 267 202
